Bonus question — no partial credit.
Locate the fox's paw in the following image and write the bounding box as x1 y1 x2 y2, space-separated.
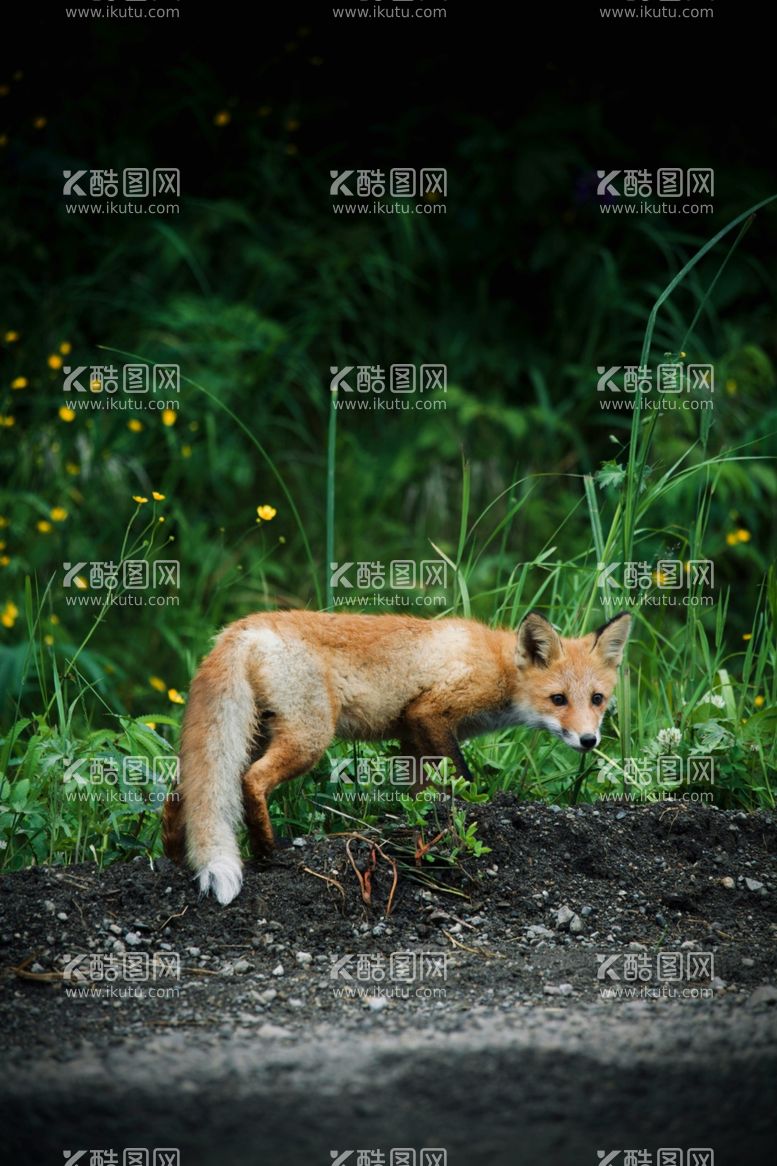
197 856 243 905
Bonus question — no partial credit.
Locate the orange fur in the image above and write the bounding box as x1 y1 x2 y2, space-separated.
165 610 630 903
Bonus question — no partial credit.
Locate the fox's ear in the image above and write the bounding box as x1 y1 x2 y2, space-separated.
591 613 631 666
516 612 563 668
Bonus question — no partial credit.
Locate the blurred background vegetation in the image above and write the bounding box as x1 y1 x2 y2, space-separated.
0 10 775 867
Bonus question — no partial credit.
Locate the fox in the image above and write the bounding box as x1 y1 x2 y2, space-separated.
162 609 631 904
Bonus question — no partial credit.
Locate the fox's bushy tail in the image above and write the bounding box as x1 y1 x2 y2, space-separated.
166 636 256 904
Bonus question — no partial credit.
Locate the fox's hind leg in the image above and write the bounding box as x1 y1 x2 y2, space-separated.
241 720 333 858
162 789 186 863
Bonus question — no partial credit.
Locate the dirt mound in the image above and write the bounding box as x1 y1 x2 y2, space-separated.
2 797 776 1047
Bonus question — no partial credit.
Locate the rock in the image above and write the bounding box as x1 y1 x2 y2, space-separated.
291 838 306 848
186 947 201 958
295 952 313 965
720 877 735 889
744 878 764 892
43 901 55 914
56 912 68 921
125 932 142 946
581 906 593 918
747 985 777 1007
569 915 584 935
543 983 574 997
272 963 285 977
366 996 387 1011
256 1023 292 1039
233 959 253 974
742 957 755 968
258 989 277 1004
527 925 554 940
555 905 574 930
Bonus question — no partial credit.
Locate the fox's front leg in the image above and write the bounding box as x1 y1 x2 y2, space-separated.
398 716 475 793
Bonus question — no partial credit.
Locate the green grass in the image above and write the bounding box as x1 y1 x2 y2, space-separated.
1 182 776 871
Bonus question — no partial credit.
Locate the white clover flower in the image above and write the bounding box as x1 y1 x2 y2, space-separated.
700 692 726 710
655 727 682 752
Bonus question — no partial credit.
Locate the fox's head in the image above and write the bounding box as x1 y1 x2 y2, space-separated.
514 611 631 753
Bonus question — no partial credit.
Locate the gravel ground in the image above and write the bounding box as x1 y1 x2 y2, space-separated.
2 797 776 1164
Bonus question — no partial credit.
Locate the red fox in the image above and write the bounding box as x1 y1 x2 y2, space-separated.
162 610 631 903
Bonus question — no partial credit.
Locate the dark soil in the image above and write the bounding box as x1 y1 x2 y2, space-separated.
2 797 776 1165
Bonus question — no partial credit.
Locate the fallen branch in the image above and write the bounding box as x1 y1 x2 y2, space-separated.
301 865 346 901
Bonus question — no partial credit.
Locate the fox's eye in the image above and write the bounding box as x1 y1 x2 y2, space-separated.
550 694 567 707
592 692 605 706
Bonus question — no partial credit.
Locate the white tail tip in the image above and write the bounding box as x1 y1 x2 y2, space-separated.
197 856 243 905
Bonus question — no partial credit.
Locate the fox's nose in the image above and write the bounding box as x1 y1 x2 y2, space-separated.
579 734 597 751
